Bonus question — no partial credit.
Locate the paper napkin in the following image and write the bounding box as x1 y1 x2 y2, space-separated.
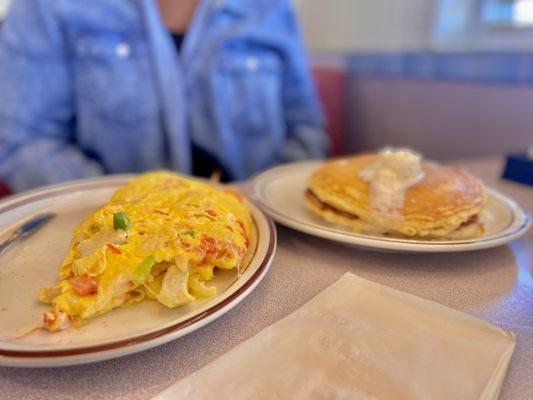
154 272 515 400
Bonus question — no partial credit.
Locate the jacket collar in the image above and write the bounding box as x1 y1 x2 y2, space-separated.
215 0 252 16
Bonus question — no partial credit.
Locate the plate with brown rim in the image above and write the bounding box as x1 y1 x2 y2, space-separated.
0 175 276 368
250 161 530 253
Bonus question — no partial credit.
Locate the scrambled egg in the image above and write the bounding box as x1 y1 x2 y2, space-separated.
39 171 252 331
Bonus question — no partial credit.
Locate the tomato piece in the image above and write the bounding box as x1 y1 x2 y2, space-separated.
231 244 245 258
153 210 169 216
70 274 98 296
218 248 228 258
201 236 216 246
224 187 245 202
107 243 122 254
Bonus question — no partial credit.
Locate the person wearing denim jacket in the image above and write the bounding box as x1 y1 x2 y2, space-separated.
0 0 328 192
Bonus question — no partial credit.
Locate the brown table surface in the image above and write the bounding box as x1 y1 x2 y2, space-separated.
1 157 531 400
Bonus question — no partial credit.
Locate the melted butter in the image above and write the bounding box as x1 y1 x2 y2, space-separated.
359 148 425 218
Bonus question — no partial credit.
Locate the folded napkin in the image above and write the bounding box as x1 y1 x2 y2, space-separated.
154 272 515 400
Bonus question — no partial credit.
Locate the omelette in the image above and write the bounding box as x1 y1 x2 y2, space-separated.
39 171 252 331
306 152 487 239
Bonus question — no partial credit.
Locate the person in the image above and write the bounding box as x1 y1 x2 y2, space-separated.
0 0 328 192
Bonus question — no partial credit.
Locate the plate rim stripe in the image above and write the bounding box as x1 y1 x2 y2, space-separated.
0 178 276 359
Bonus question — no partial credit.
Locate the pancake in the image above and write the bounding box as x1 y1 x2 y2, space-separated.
307 154 487 239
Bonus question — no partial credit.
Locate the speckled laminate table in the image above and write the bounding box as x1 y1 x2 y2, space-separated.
1 157 531 400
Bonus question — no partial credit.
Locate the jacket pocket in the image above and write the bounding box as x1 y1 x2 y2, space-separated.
71 32 159 126
215 49 284 139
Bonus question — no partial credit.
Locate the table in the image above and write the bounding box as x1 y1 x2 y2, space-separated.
1 157 531 400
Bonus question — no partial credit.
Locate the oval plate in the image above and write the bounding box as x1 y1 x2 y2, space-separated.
250 161 530 253
0 175 276 367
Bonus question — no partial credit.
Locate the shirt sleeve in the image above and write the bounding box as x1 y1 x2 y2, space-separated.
0 0 104 192
275 0 331 162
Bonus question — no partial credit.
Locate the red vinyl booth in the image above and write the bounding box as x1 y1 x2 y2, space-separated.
0 181 10 198
312 62 347 156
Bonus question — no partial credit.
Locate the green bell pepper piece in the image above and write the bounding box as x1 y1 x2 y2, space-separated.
113 211 131 235
135 255 155 282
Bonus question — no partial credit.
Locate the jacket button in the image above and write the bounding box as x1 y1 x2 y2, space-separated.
246 56 259 71
116 43 131 58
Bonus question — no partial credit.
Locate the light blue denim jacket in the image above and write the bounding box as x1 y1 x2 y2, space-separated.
0 0 328 191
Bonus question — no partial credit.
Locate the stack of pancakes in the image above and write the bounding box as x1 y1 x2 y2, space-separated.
305 154 487 239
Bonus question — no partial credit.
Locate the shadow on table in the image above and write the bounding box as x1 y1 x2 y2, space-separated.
279 226 519 310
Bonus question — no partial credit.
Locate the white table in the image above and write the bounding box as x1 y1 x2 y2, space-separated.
0 157 531 399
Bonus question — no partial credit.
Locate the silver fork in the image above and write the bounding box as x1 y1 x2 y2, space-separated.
0 212 56 255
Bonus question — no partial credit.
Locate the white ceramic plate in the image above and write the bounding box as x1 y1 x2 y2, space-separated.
0 176 276 368
250 161 530 253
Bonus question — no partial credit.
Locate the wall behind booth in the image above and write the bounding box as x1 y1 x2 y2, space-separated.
296 0 435 52
347 74 533 160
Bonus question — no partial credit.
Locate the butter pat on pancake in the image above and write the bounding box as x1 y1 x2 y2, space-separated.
39 171 252 331
307 154 487 239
